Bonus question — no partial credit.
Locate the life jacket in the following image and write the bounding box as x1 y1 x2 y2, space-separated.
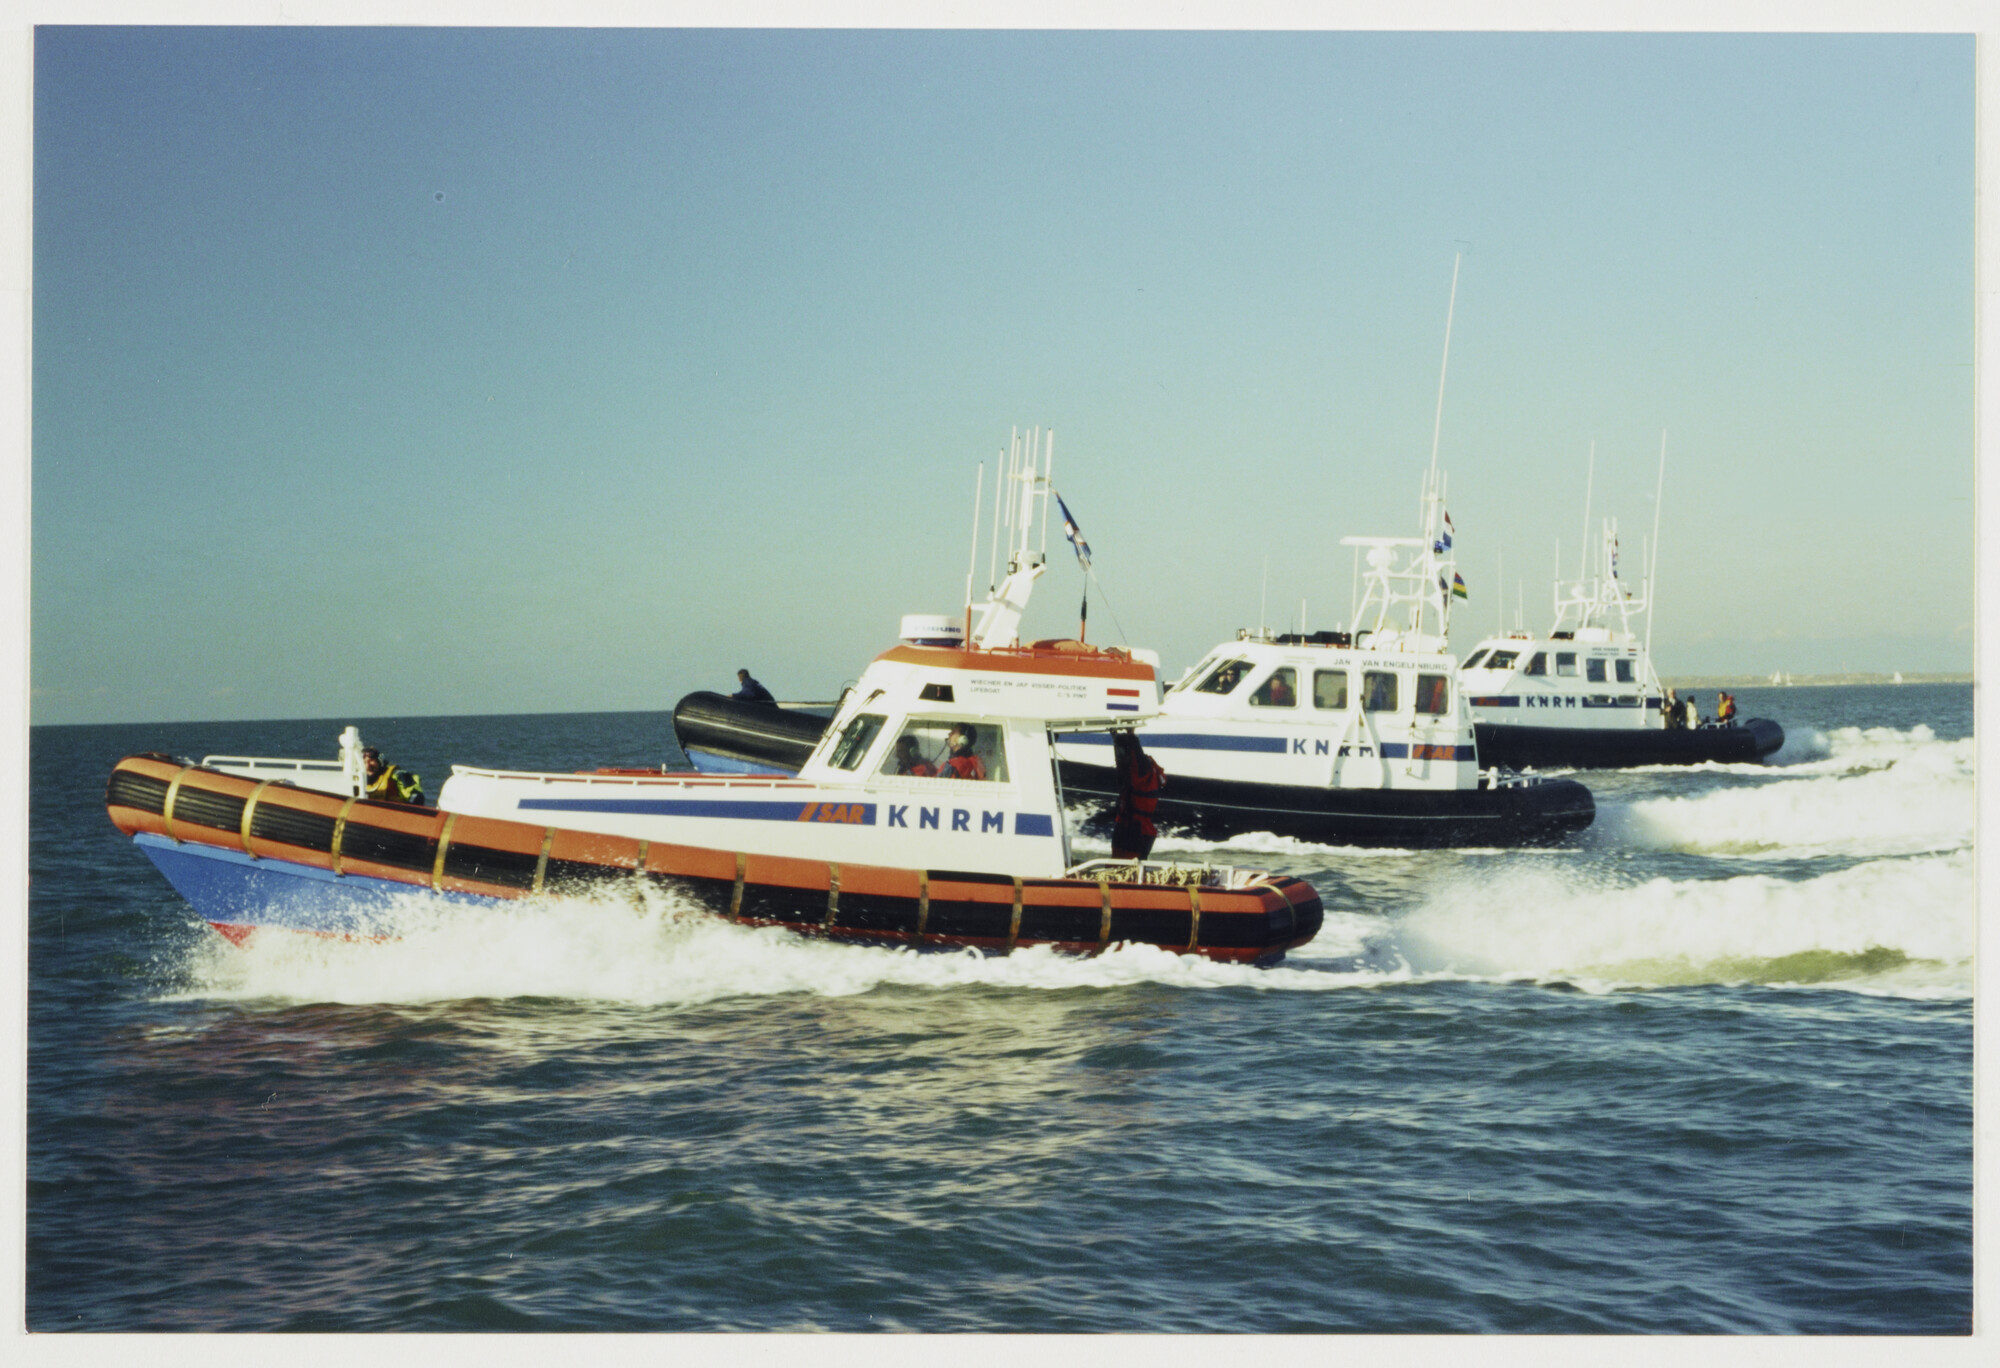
1116 752 1165 833
940 753 985 781
369 764 426 806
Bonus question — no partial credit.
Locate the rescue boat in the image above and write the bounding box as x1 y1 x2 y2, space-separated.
1459 440 1783 769
1052 467 1595 847
1056 257 1592 847
106 428 1322 965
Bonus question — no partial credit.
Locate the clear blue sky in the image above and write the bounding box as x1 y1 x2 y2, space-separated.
29 26 1974 725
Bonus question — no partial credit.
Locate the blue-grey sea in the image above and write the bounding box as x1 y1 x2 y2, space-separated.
27 684 1973 1332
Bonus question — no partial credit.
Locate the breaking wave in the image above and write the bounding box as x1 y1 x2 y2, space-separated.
1595 729 1972 858
167 882 1405 1007
160 716 1972 1009
1384 850 1972 998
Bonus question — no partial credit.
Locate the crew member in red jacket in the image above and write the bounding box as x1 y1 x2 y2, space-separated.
1110 730 1165 860
938 724 987 780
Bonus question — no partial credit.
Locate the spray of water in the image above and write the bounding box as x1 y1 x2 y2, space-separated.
167 722 1969 1007
1395 850 1971 997
168 879 1422 1008
1596 729 1972 859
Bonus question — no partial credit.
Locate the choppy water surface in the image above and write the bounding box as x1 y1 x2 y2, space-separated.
28 684 1972 1331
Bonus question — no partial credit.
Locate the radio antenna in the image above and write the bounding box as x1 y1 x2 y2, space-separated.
1426 247 1464 488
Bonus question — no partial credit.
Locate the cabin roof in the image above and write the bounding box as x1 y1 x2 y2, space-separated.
873 642 1153 682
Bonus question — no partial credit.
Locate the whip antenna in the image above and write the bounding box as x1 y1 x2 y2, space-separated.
1426 247 1465 489
964 460 983 637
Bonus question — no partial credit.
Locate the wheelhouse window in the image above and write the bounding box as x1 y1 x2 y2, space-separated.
1461 649 1489 669
1524 653 1548 677
1194 659 1251 695
1555 652 1577 677
878 718 1007 782
1170 657 1217 693
1363 671 1400 713
1313 669 1349 710
1486 650 1519 671
1249 667 1298 707
828 713 886 771
1615 660 1634 684
1586 658 1607 683
1415 674 1450 715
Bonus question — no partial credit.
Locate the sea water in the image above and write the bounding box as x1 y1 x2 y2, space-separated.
26 684 1972 1332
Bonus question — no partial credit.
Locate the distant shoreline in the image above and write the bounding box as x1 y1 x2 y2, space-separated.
1662 673 1973 689
28 674 1976 730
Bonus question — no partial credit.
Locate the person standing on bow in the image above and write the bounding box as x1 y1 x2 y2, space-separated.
1110 730 1165 861
732 669 776 705
362 747 426 806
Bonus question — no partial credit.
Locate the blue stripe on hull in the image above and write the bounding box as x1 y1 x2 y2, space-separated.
515 796 1055 835
134 833 496 936
1056 732 1287 753
517 797 878 825
1059 733 1472 761
1472 696 1655 711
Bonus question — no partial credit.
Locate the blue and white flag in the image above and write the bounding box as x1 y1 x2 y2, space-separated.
1434 510 1454 554
1056 492 1091 569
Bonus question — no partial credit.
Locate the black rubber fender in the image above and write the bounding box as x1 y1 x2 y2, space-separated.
672 691 828 772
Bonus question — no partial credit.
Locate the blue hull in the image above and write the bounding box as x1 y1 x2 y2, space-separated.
682 748 799 777
134 832 498 938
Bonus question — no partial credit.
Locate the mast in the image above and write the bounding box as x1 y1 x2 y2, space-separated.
1427 249 1463 492
1015 429 1039 568
1579 440 1595 580
1349 545 1359 630
1416 251 1464 641
1646 429 1667 652
964 460 984 638
1339 253 1466 654
1040 429 1054 559
968 424 1053 650
987 435 1006 594
1009 431 1021 546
